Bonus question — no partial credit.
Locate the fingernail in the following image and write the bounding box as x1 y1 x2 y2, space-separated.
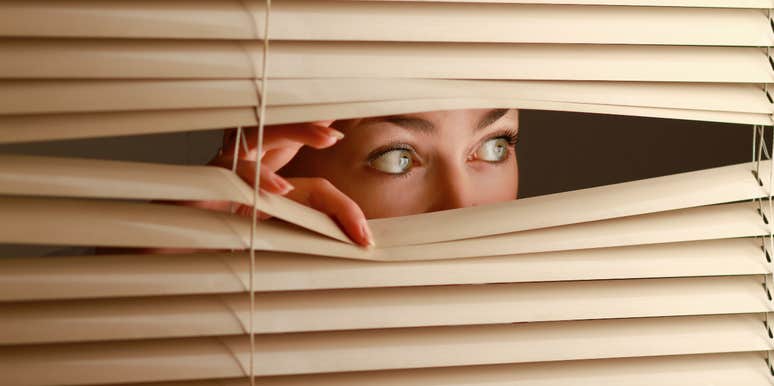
328 129 345 141
360 219 374 247
270 174 294 194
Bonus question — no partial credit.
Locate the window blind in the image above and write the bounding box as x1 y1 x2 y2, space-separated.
1 1 773 385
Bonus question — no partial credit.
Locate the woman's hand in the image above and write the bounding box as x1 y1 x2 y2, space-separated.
209 121 374 247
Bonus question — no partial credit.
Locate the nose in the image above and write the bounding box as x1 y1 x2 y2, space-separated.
427 164 476 212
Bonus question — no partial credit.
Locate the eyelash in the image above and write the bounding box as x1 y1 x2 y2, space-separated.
470 128 519 164
489 128 520 147
367 143 417 163
366 143 420 179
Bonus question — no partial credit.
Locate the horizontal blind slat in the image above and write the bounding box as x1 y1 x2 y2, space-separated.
0 238 766 301
1 275 768 344
371 160 768 246
81 352 773 386
0 108 255 144
384 201 766 261
1 79 768 115
268 98 773 126
1 101 767 145
356 0 774 6
0 154 351 243
0 314 767 384
0 197 767 261
0 1 769 45
1 40 767 82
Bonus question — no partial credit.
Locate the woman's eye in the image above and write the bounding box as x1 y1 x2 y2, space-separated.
369 149 414 174
476 137 510 162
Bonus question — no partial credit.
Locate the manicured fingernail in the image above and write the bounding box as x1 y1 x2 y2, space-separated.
360 219 374 247
328 129 345 140
270 174 294 194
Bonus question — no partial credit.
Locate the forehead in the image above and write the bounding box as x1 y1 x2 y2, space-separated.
387 108 516 122
351 108 518 133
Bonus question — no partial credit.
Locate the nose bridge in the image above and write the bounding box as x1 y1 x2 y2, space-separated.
430 161 474 211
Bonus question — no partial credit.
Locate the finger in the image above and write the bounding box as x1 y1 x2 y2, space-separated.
261 147 300 172
234 204 273 220
263 123 344 151
259 167 295 196
286 178 373 247
230 159 295 195
233 123 343 160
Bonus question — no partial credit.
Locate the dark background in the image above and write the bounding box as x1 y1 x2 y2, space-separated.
516 110 751 197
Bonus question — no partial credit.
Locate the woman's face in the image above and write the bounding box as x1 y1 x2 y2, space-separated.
283 108 519 219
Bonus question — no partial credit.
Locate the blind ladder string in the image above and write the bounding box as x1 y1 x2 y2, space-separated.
229 126 243 215
246 1 272 385
758 124 774 375
760 8 774 373
753 124 773 374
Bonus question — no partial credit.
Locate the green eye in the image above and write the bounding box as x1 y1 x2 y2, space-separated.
369 149 414 174
477 137 510 162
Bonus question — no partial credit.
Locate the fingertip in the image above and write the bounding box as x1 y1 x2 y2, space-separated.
262 172 295 195
275 177 295 195
358 218 375 248
338 211 371 247
328 128 345 140
306 125 344 149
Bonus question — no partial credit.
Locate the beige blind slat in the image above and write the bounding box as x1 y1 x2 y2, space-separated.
358 0 774 6
0 197 766 261
0 154 351 243
1 275 768 345
0 314 766 384
0 238 766 301
381 202 766 261
269 99 772 126
2 80 768 115
2 101 768 145
0 1 769 45
370 161 768 246
81 352 773 386
1 40 767 82
0 108 254 144
0 155 766 245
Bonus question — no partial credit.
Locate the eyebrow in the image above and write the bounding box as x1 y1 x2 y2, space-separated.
380 116 435 133
476 109 510 131
371 108 511 133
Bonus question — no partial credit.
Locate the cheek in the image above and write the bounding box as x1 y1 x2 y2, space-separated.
322 157 519 219
471 158 519 204
325 169 429 219
349 178 429 219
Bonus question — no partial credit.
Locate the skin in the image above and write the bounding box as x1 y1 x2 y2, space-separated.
209 108 520 247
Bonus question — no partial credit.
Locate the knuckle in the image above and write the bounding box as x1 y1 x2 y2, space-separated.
309 177 334 191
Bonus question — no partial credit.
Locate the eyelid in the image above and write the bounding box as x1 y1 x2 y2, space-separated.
366 142 419 164
469 129 518 157
488 128 519 144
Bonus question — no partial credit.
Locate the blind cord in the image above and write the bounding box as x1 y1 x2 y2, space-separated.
754 8 774 373
753 125 774 375
247 1 272 385
231 126 243 174
757 8 774 371
229 126 243 215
